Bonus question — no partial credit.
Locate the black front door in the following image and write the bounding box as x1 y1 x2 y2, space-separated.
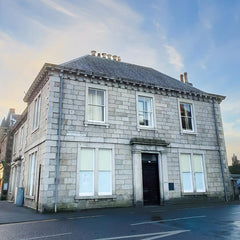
142 153 160 205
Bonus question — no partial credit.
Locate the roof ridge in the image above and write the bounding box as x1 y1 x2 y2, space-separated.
60 54 89 66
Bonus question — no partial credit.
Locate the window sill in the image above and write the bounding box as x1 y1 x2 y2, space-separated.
137 126 157 132
180 130 197 135
25 195 35 200
182 192 207 196
84 121 109 128
75 195 116 200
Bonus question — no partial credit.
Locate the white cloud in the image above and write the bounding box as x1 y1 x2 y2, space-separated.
40 0 77 18
0 0 185 120
222 99 240 115
164 44 184 71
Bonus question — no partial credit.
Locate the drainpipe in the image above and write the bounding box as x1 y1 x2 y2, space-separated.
54 73 63 213
212 99 228 202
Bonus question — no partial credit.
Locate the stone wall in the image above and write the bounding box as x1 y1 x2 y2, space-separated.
41 72 230 211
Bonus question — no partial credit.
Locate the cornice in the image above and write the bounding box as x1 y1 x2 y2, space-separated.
23 64 226 104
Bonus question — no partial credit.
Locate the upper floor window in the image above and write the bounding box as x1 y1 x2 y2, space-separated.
87 88 105 122
179 102 194 132
19 126 24 149
32 95 41 131
137 95 154 127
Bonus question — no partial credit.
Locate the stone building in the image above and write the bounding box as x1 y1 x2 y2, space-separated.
0 109 20 199
8 51 231 212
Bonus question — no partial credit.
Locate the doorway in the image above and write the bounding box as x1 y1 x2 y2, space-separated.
142 153 160 205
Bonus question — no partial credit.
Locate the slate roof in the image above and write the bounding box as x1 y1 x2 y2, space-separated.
61 55 206 95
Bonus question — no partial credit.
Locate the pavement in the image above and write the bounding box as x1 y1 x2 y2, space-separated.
1 200 240 240
0 200 237 225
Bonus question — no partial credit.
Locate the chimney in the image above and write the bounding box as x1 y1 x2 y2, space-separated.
102 53 107 59
183 72 188 83
107 54 112 60
91 50 97 56
113 55 118 61
180 74 184 82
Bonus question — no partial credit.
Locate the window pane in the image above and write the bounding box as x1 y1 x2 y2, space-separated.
181 117 186 129
79 171 94 195
98 149 111 171
186 117 193 130
145 97 152 112
139 113 144 125
97 90 104 105
182 172 193 192
138 100 144 112
92 106 104 121
180 154 191 172
88 105 93 120
80 148 94 170
98 172 111 195
88 89 95 104
193 155 203 172
195 172 205 192
193 155 205 192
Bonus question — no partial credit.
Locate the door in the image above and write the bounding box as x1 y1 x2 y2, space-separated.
142 153 160 205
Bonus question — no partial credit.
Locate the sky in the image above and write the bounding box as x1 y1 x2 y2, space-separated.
0 0 239 164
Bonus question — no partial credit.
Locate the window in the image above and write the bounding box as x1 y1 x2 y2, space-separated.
19 126 24 149
27 152 37 196
13 132 18 153
32 95 41 130
137 95 154 127
179 102 194 131
180 153 206 193
88 88 105 122
78 148 112 197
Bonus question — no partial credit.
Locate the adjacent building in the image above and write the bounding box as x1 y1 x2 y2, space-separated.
8 51 231 212
0 109 20 199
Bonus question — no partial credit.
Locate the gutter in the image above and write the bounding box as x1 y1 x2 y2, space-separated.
212 99 228 201
54 73 63 213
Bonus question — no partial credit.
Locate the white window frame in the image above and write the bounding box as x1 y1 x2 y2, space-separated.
32 94 41 131
19 126 24 150
178 99 197 134
76 143 115 199
136 92 156 130
27 150 37 197
13 131 18 154
179 151 207 194
84 83 109 127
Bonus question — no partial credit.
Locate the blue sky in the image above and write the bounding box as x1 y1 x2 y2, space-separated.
0 0 239 164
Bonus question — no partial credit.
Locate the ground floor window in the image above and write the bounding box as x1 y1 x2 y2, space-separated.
27 151 37 196
78 147 112 197
180 153 206 193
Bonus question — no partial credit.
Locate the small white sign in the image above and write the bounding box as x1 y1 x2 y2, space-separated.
3 183 8 190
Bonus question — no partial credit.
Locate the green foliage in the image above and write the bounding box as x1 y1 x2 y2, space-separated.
229 164 240 174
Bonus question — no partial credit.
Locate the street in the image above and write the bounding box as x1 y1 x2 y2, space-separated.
0 201 240 239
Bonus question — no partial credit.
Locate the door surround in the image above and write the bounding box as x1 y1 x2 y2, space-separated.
131 142 169 207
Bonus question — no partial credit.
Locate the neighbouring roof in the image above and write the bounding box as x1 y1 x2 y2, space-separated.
61 55 205 95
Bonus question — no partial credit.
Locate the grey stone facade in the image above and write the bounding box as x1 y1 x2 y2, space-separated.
8 54 231 212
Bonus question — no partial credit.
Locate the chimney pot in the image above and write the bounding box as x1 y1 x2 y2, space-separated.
183 72 188 83
102 53 107 58
117 56 121 62
97 52 101 57
180 74 183 82
113 55 118 61
91 50 97 56
107 54 112 60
